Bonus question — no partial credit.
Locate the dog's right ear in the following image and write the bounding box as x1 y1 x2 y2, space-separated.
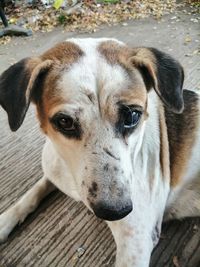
129 48 184 113
0 58 53 131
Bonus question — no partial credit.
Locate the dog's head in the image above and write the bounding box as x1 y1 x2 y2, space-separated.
0 38 184 221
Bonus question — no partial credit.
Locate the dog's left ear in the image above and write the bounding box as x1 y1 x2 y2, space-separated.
130 48 184 113
0 58 53 131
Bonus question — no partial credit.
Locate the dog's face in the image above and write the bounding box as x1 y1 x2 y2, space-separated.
0 38 184 221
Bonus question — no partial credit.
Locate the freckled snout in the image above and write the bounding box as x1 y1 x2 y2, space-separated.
91 201 133 221
85 147 133 221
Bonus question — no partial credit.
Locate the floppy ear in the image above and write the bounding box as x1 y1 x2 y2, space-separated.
0 58 53 131
130 48 184 113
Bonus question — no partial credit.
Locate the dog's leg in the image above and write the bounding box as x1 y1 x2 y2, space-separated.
108 217 156 267
0 176 55 243
164 177 200 221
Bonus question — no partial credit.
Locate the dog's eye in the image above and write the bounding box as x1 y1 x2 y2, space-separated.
50 113 83 139
117 105 142 136
57 116 75 131
124 109 141 129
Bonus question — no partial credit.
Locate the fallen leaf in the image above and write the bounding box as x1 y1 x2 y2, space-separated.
173 256 180 267
184 35 192 43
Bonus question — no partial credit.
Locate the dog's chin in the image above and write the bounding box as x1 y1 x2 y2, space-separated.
92 203 133 221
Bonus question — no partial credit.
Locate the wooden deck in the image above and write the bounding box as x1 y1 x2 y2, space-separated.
0 9 200 267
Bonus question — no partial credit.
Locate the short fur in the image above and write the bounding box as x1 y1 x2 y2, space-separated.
0 38 199 267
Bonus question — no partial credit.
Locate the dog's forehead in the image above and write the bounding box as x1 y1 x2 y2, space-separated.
41 38 147 123
59 38 129 94
56 38 145 104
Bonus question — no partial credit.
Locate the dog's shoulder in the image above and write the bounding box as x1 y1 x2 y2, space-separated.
165 89 199 132
164 89 200 186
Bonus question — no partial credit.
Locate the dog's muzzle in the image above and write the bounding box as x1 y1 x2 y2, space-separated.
92 201 133 221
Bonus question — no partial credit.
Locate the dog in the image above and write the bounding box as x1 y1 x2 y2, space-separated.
0 38 200 267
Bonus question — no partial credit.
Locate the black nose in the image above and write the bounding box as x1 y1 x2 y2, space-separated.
92 202 133 221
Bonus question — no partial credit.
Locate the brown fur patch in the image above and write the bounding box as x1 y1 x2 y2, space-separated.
26 59 53 101
26 57 42 72
41 41 84 65
35 67 63 132
98 40 129 65
159 103 170 180
131 48 156 64
32 42 84 132
165 90 200 187
98 41 156 77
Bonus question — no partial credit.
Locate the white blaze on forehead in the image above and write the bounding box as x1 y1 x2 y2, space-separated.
67 37 125 54
58 38 130 97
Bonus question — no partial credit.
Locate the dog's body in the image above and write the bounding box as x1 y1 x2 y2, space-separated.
0 38 200 267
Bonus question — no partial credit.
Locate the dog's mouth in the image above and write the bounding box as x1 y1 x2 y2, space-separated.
91 202 133 221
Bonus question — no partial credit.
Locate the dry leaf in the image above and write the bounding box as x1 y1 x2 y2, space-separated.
184 35 192 43
173 256 180 267
0 0 197 38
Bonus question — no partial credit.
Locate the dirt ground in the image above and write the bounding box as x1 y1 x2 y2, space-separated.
0 7 200 267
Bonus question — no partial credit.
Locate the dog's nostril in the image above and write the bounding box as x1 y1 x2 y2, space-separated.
91 201 133 221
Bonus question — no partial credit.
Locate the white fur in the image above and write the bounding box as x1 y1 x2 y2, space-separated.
0 38 199 267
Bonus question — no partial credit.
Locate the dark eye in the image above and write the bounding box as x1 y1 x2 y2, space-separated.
123 109 141 129
50 113 82 139
56 116 75 131
116 105 142 136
